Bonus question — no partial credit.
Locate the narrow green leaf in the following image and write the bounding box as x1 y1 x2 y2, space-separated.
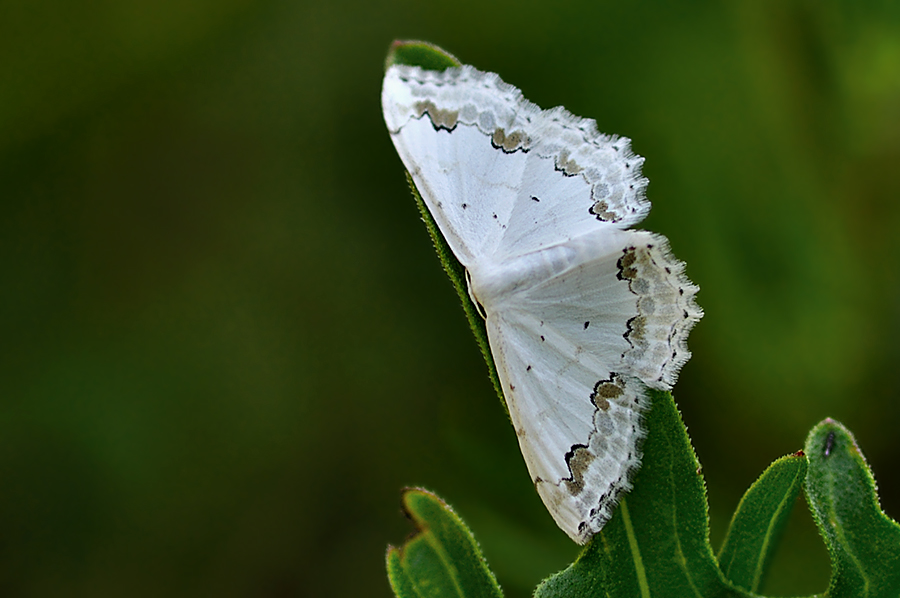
534 390 750 598
384 39 504 408
385 40 461 72
717 452 808 593
386 488 504 598
804 419 900 598
388 547 426 598
405 174 506 409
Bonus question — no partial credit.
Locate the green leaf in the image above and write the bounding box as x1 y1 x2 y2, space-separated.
717 452 808 593
804 419 900 597
535 390 749 598
384 40 503 408
404 174 506 409
385 40 461 72
386 488 504 598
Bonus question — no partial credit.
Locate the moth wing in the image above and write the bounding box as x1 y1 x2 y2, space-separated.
487 304 646 544
485 228 701 543
382 62 704 544
382 64 650 269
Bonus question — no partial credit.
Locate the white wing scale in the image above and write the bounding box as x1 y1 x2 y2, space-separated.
382 65 650 238
382 63 702 544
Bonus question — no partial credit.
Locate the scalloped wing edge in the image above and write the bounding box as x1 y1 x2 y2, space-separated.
383 64 650 228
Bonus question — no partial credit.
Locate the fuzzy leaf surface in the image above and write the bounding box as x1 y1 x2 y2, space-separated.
534 390 749 598
717 452 807 593
386 489 503 598
804 419 900 598
385 39 461 71
403 173 505 406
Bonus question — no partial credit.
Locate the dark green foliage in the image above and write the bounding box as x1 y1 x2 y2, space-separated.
405 175 505 410
534 389 746 598
386 41 461 71
386 489 503 598
386 38 900 598
717 454 807 593
388 419 900 597
804 420 900 598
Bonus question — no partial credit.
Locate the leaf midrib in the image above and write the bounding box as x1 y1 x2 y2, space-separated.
665 436 706 598
422 527 467 598
750 468 802 591
621 499 650 598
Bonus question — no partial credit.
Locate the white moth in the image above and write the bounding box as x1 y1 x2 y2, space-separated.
382 62 702 544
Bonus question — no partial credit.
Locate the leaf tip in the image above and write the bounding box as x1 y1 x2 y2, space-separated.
399 487 439 526
385 40 461 72
385 543 402 563
806 418 864 462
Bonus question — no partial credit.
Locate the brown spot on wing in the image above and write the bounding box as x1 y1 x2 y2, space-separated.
590 200 617 221
626 315 647 342
617 247 638 280
591 377 624 411
555 149 583 175
414 100 459 130
491 128 528 152
563 445 594 495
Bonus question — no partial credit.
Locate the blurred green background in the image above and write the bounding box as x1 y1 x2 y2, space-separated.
2 1 898 596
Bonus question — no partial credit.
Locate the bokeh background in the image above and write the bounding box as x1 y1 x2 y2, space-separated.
2 1 899 596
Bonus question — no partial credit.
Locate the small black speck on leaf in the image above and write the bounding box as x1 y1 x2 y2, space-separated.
824 431 836 456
